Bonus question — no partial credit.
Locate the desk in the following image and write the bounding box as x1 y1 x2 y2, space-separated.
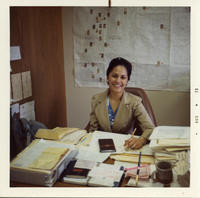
10 156 183 187
10 130 189 188
10 159 185 188
10 177 129 187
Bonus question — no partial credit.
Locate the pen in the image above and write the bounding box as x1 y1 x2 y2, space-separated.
124 128 137 149
131 128 137 137
80 135 88 143
75 134 87 145
135 151 142 186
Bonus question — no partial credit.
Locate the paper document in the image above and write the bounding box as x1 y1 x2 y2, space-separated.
20 101 35 121
149 139 190 151
158 138 190 146
75 159 97 169
21 71 32 98
88 163 124 187
10 46 21 61
60 130 87 144
149 126 190 140
89 131 153 155
63 177 88 185
75 147 110 162
110 153 155 164
149 126 190 167
11 103 20 116
11 73 23 102
77 132 93 147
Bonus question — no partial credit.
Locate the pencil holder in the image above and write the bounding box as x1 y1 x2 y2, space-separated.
152 161 173 186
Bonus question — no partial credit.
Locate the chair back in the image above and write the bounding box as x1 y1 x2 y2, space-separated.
125 87 157 135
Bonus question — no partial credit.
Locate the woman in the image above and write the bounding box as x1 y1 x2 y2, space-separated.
88 57 155 149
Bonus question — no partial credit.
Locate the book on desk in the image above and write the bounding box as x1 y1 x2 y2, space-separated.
98 138 116 153
60 159 90 179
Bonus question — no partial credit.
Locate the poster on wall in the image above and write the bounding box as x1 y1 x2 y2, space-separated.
73 7 190 91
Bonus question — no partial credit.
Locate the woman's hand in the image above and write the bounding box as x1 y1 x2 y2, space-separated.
124 136 146 150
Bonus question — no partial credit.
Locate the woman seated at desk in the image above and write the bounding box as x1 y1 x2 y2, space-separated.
88 57 155 149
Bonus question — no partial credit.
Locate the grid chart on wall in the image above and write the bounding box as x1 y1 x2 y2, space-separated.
73 7 190 91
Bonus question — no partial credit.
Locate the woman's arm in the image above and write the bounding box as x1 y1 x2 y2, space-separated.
125 99 155 149
88 96 100 132
133 100 155 140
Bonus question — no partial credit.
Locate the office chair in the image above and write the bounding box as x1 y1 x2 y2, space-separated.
125 87 157 135
85 87 157 135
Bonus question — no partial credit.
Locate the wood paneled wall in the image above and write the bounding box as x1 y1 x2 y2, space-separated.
10 7 67 128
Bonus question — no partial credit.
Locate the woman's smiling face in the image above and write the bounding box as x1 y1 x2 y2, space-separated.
107 65 128 94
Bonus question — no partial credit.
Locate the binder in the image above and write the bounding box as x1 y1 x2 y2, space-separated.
10 139 78 186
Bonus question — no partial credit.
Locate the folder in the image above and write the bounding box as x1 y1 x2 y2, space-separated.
35 127 80 140
110 153 155 164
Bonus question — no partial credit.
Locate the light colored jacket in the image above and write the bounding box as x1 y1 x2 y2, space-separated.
88 89 154 140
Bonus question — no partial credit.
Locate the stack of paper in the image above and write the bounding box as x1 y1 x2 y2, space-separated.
35 127 88 146
35 127 80 140
149 126 190 164
110 153 155 164
60 130 87 145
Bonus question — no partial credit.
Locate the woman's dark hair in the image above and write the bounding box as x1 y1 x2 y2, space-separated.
106 57 132 80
